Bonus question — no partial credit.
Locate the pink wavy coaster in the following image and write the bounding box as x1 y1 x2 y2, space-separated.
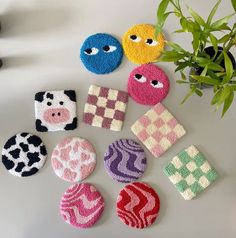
60 183 105 228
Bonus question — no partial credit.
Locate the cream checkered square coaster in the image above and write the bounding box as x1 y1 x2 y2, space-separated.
131 103 186 158
83 85 128 131
164 145 218 200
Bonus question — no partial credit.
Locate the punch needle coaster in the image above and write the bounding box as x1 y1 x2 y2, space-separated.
80 33 123 74
51 137 96 182
131 103 186 158
60 183 105 228
83 85 128 131
35 90 77 132
128 64 170 105
104 139 147 183
2 133 47 177
164 145 218 200
116 182 160 229
122 24 165 64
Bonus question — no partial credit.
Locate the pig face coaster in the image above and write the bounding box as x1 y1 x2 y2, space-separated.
122 24 165 64
80 33 123 74
164 145 218 200
128 64 170 105
35 90 77 132
131 103 186 158
116 182 160 229
2 133 47 177
83 85 128 131
51 137 96 183
60 183 105 228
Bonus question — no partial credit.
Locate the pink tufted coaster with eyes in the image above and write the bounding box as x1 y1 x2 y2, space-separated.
51 137 96 182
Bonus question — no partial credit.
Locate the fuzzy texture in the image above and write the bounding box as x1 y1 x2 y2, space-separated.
128 64 170 105
35 90 77 132
122 24 165 64
116 182 160 229
164 145 218 200
51 137 96 183
80 33 123 74
83 85 128 131
60 183 105 228
131 103 186 158
2 133 47 177
104 139 146 183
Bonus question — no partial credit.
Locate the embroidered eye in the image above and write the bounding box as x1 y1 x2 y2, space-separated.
103 45 117 53
129 35 141 42
134 74 146 83
59 101 64 105
151 80 163 88
145 39 158 46
84 47 99 55
47 102 52 106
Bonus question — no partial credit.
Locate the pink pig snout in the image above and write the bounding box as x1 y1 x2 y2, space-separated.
43 108 70 124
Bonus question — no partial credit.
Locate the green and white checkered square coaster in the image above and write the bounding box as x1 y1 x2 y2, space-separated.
164 145 218 200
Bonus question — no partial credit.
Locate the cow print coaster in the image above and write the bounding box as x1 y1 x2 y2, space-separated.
35 90 77 132
51 137 96 183
2 133 47 177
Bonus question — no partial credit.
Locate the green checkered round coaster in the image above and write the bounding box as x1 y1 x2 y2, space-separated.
164 145 218 200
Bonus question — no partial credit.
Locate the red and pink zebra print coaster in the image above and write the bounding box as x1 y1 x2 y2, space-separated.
60 183 105 228
116 182 160 229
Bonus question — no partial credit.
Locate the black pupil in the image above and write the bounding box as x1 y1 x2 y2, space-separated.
135 74 142 79
47 102 52 106
152 80 158 85
147 39 153 44
130 35 137 40
85 48 92 54
103 45 110 51
59 101 64 105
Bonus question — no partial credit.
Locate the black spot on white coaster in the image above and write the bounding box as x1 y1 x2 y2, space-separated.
2 133 47 177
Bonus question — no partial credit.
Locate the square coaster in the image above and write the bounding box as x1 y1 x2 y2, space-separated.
131 103 186 158
35 90 77 132
83 85 128 131
164 145 218 200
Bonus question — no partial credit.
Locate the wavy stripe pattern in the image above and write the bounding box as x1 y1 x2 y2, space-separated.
104 139 147 183
60 183 104 228
116 182 160 229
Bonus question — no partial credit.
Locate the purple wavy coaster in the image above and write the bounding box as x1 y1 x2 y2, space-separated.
104 139 147 183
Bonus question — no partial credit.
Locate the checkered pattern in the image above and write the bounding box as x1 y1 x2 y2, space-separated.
131 103 186 158
83 85 128 131
164 145 218 200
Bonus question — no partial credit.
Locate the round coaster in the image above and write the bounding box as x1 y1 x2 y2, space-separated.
51 137 96 183
104 139 146 183
2 133 47 177
122 24 165 64
128 64 170 105
60 183 105 228
80 33 123 74
116 182 160 229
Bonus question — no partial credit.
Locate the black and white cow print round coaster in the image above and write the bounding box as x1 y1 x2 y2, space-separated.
2 133 47 177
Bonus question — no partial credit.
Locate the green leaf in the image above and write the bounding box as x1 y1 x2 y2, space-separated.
231 0 236 12
195 89 203 97
191 75 221 85
218 34 230 44
201 66 208 76
187 6 206 26
167 41 185 52
223 51 233 83
159 51 186 62
180 70 186 80
222 90 234 117
175 62 191 72
217 86 231 106
181 88 195 104
211 89 222 105
207 62 224 71
207 0 222 25
209 33 218 52
176 80 190 84
192 32 200 55
211 13 235 29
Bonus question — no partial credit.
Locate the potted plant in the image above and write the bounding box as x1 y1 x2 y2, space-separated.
155 0 236 117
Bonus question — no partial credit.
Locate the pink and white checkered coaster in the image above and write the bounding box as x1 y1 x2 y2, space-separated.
83 85 128 131
131 103 186 158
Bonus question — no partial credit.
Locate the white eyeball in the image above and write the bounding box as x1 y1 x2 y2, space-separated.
134 74 146 83
103 45 117 53
145 39 158 46
84 47 99 55
129 35 141 42
150 80 163 88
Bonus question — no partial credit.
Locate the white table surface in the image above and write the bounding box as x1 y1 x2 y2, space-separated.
0 0 235 237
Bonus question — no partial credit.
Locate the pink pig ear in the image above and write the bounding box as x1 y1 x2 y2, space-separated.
128 64 170 106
